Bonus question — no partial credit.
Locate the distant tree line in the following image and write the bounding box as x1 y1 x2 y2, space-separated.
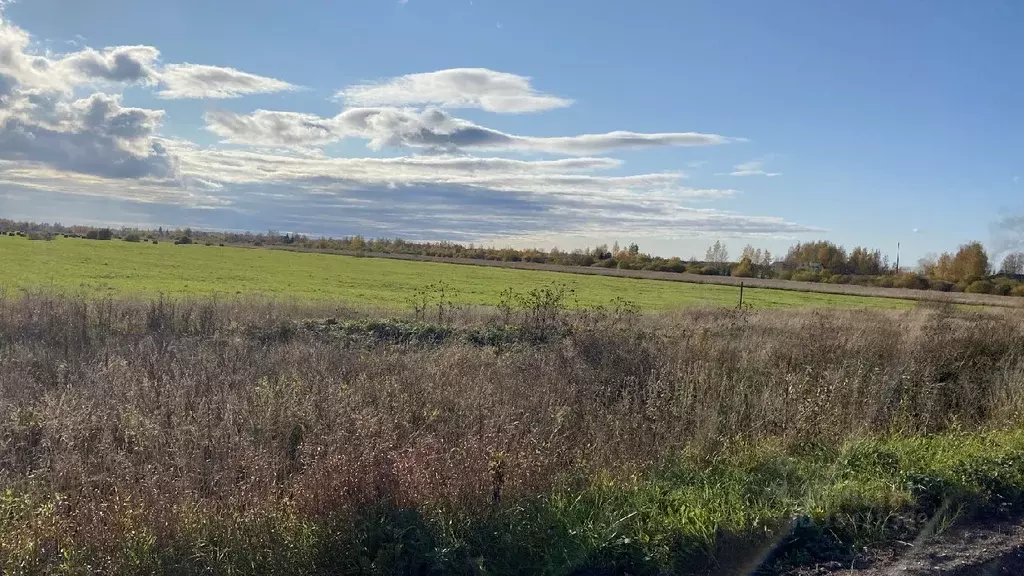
2 218 1022 296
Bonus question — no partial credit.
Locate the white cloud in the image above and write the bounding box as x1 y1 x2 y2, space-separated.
157 63 297 99
0 12 819 243
60 45 161 85
205 107 736 155
0 16 289 100
204 109 336 147
728 160 781 177
336 68 571 113
0 90 175 179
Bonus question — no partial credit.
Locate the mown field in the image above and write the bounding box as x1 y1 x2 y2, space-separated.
0 235 914 310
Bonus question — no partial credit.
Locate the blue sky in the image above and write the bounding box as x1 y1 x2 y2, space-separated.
0 0 1021 263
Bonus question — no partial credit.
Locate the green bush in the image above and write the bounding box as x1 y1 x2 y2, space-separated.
825 274 850 284
174 236 193 245
777 271 793 280
1012 285 1024 297
85 228 113 240
123 233 141 243
965 280 993 294
929 280 954 292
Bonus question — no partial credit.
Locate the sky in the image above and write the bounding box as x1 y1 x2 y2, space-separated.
0 0 1021 263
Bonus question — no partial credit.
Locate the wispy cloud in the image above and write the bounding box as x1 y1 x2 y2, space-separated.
726 160 781 177
204 107 738 154
157 64 297 99
336 68 570 113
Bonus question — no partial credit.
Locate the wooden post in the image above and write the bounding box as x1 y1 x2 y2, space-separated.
738 281 744 308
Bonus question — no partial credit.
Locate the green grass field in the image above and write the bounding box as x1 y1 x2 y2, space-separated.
0 235 914 310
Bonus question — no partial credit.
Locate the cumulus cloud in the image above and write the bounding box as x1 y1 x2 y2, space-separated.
61 45 160 84
728 160 781 177
336 68 572 113
205 107 736 154
0 14 298 183
0 92 176 179
157 63 297 99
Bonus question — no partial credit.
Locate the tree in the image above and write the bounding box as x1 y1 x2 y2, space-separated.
705 241 729 272
784 241 847 272
732 256 754 277
1000 252 1024 275
928 241 990 283
951 241 989 282
848 246 883 276
627 242 639 256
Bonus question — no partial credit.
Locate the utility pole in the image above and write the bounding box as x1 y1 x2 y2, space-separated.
896 242 900 274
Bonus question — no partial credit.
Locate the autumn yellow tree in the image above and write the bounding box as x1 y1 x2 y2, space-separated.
928 242 990 283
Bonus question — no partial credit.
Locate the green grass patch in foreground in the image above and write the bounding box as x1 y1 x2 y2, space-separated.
4 429 1024 575
0 235 911 310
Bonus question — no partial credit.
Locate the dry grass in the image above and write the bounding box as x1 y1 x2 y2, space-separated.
2 292 1024 574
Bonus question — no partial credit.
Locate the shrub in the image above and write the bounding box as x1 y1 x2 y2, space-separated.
123 233 141 243
85 228 113 240
152 239 158 245
26 231 53 241
1012 285 1024 297
219 243 226 247
928 280 954 292
964 280 993 294
777 271 793 281
825 274 851 284
992 281 1015 296
893 273 927 290
174 236 193 245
